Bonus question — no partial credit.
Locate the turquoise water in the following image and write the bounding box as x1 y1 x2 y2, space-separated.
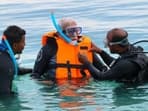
0 0 148 111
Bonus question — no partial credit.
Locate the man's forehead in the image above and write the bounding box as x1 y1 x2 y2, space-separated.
107 29 127 41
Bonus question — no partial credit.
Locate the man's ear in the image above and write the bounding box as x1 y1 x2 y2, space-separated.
12 43 17 50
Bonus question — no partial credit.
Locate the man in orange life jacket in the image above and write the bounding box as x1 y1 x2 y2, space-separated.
78 28 148 84
31 17 107 83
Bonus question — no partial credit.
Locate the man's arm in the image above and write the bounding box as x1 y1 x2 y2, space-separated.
92 53 108 72
86 60 140 81
89 43 115 66
31 38 57 79
79 53 140 81
18 67 32 75
99 50 115 66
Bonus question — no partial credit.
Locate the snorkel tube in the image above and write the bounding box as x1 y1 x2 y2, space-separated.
132 40 148 46
2 36 18 78
50 12 77 45
132 39 148 53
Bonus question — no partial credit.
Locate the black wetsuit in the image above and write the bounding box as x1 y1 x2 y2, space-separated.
84 45 148 83
32 37 107 80
0 51 14 94
0 44 32 94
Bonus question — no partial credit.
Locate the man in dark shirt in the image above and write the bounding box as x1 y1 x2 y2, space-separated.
0 25 32 95
78 28 148 83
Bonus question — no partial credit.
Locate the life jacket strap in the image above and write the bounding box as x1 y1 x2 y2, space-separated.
66 61 71 80
48 63 85 69
48 63 87 79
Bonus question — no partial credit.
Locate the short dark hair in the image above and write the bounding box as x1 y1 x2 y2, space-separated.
106 28 129 47
3 25 26 46
108 28 128 42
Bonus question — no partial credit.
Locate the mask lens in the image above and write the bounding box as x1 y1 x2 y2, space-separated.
66 27 82 36
104 37 128 47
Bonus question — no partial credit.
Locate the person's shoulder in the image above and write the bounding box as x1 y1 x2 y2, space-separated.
117 58 138 68
0 50 9 58
81 35 91 39
42 38 57 51
0 51 10 67
80 35 92 42
41 31 58 46
43 31 56 38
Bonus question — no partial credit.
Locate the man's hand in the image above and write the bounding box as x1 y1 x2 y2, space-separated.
78 53 89 64
89 42 102 54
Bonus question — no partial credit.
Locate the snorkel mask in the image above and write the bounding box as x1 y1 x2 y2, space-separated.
104 37 129 48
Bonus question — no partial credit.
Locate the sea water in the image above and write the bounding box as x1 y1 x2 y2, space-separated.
0 0 148 111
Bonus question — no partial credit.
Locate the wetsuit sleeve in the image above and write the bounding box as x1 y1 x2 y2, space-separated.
18 67 32 75
31 38 57 79
99 50 115 66
92 53 107 71
85 59 140 81
0 52 14 94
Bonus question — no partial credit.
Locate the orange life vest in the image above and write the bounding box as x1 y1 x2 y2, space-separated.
42 31 93 79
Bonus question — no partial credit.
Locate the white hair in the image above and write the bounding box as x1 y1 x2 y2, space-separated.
58 17 77 30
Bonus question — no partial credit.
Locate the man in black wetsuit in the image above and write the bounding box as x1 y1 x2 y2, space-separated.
78 28 148 83
0 25 32 95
